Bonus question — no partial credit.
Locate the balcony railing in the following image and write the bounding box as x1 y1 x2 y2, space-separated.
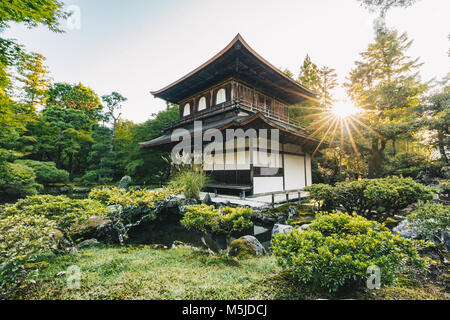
161 99 308 133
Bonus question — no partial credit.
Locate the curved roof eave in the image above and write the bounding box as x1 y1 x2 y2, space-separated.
150 34 317 100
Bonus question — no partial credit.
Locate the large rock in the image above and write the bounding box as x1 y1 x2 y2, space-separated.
229 235 266 258
441 166 450 179
76 238 100 249
70 215 114 243
392 220 422 239
272 223 293 238
202 193 213 205
118 176 132 190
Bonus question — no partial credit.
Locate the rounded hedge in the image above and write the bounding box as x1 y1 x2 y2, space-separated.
272 212 427 292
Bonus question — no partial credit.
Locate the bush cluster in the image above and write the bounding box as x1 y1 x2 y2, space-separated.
1 195 108 234
407 201 450 244
0 214 56 294
305 176 434 218
14 160 69 186
272 212 427 292
181 204 253 252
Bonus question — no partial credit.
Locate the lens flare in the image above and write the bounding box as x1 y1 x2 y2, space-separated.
331 101 361 119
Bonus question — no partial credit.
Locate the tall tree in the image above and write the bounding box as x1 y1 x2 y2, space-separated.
345 31 426 177
318 66 338 109
15 52 51 109
297 54 321 92
419 86 450 164
102 92 127 141
359 0 418 32
83 126 117 183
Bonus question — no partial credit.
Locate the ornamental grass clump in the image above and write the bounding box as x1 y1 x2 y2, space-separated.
272 212 428 292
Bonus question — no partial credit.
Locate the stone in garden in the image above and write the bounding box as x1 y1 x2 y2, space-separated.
229 235 266 258
202 193 213 205
392 220 422 239
298 223 311 231
288 206 298 220
76 238 100 248
272 223 293 238
118 176 132 190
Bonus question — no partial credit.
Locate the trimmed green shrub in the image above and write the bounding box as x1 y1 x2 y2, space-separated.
304 184 336 211
306 177 434 219
0 195 108 236
0 162 42 200
181 204 253 253
407 201 450 245
0 214 56 294
89 186 181 244
272 212 427 292
14 160 69 186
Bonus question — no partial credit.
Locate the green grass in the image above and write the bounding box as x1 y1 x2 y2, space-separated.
9 245 449 300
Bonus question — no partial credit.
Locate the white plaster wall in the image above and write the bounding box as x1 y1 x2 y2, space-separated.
305 154 312 186
253 177 284 194
284 154 306 190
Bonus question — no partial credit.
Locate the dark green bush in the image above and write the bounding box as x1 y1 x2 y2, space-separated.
0 162 42 200
0 195 108 235
14 160 69 186
306 177 434 219
407 201 450 245
181 204 253 253
304 184 336 211
272 212 427 292
0 214 56 294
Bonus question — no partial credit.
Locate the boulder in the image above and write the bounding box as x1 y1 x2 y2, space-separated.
76 238 100 249
288 206 298 220
441 166 450 179
272 223 293 238
118 176 132 190
229 235 266 258
202 193 213 205
171 240 199 251
70 215 114 243
298 223 311 231
392 220 422 239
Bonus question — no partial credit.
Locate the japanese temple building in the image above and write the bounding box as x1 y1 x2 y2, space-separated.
140 34 324 197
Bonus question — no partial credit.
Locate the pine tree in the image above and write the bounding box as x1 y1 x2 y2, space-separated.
297 54 321 92
318 66 338 109
345 31 426 177
83 126 117 183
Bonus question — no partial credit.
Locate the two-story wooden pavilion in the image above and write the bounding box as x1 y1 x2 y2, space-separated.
140 34 323 197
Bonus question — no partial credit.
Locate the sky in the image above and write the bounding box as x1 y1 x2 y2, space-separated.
4 0 450 123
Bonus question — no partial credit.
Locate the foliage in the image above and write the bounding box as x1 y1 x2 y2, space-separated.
407 201 450 245
181 204 253 253
89 186 181 244
102 92 127 139
345 31 426 177
14 159 69 186
114 104 179 184
419 89 450 164
304 183 336 211
82 126 117 184
0 161 42 199
381 152 431 178
0 213 56 294
0 195 108 235
306 177 434 218
272 212 427 292
170 168 208 200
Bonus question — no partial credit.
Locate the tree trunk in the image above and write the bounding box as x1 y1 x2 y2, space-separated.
437 132 449 164
368 138 386 178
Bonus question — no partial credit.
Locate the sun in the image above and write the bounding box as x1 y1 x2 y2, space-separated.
331 101 361 119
